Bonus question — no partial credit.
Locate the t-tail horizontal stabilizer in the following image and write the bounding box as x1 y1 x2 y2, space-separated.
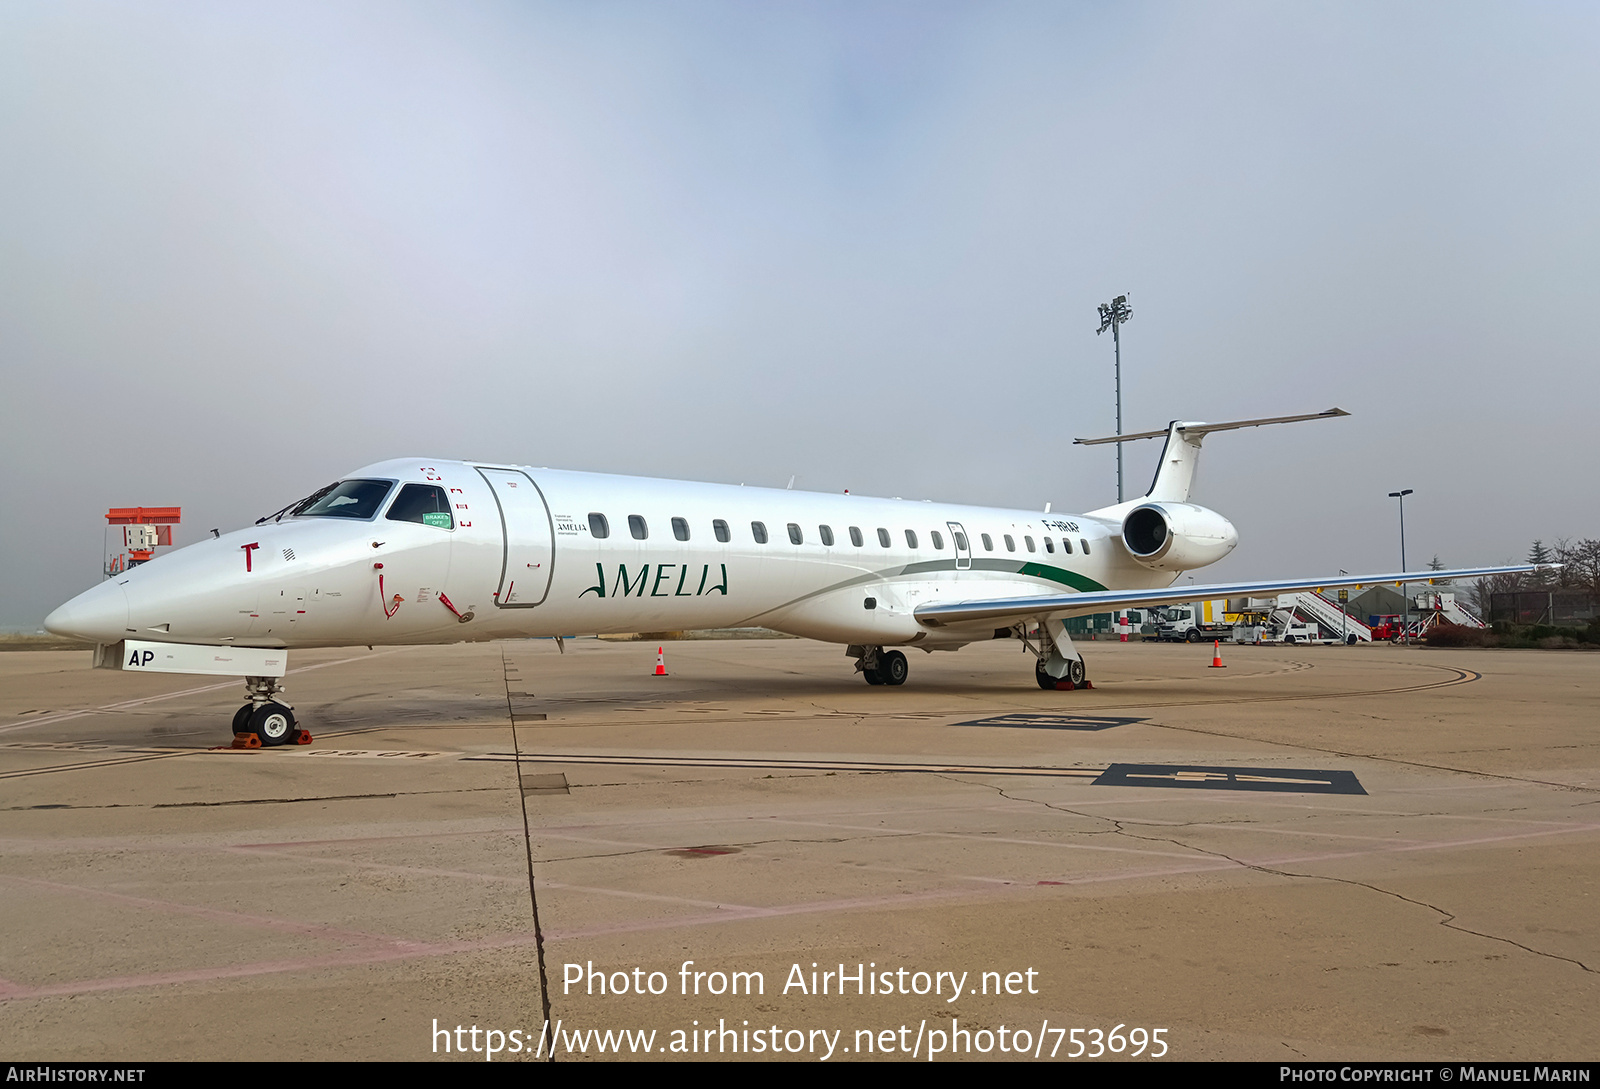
1075 408 1351 504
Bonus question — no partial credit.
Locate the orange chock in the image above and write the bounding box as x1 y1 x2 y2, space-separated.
654 646 668 676
1209 640 1226 668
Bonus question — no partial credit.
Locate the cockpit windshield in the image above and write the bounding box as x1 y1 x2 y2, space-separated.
292 479 394 520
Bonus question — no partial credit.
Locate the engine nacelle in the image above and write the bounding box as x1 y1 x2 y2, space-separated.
1120 502 1238 572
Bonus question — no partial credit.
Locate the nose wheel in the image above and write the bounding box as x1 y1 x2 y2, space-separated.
231 676 313 748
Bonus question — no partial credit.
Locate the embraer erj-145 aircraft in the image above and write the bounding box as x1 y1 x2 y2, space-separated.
47 409 1542 747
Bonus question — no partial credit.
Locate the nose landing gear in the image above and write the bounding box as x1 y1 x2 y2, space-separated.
231 676 313 748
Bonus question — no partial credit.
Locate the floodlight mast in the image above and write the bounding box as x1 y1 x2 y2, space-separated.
1096 294 1133 502
1389 489 1414 640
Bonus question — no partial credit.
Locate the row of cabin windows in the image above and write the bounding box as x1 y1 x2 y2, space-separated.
586 513 1091 555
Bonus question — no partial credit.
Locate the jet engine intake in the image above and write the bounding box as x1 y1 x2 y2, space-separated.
1120 502 1238 571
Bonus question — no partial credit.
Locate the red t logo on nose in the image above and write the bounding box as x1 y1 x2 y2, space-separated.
241 542 260 572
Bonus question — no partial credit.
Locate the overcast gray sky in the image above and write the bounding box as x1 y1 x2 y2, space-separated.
4 1 1598 630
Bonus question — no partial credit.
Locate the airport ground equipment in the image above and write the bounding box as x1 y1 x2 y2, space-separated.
104 506 180 576
1278 591 1371 643
1155 599 1234 642
1407 592 1488 638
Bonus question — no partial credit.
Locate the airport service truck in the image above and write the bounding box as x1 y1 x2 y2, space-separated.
1155 600 1234 642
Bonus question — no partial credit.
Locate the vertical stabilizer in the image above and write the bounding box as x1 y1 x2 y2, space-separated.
1145 421 1205 502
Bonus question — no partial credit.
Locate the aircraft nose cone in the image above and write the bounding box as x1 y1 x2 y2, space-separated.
44 581 130 643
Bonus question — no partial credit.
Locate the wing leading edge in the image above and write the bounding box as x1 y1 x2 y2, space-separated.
913 564 1552 628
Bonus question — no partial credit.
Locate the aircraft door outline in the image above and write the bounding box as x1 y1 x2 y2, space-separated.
475 467 556 608
948 521 972 571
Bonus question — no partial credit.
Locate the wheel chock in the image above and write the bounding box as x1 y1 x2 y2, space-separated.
1054 680 1076 691
1081 680 1094 690
291 729 314 745
231 732 262 750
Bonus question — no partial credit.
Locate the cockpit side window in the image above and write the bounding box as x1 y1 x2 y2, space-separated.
385 483 454 529
295 479 394 520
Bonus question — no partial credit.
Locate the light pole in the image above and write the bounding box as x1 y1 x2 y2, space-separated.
1096 294 1133 502
1389 489 1413 641
1339 570 1348 646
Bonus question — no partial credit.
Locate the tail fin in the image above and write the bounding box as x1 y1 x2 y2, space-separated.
1074 408 1349 504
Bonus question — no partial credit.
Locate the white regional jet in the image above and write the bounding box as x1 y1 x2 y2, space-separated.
46 409 1542 747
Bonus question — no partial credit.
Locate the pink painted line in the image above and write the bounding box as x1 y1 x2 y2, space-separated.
226 845 523 887
757 815 1208 860
233 825 522 851
539 865 1242 943
1242 820 1600 870
13 817 1592 1000
0 874 428 951
230 843 763 912
0 933 540 1002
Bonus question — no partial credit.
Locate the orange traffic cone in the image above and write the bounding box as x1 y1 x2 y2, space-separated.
1209 640 1225 668
654 646 668 676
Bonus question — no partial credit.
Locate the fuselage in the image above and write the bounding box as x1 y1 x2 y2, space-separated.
46 458 1192 651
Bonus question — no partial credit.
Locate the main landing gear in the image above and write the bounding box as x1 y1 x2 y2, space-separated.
1023 620 1093 692
848 645 908 687
231 676 313 748
1035 656 1088 690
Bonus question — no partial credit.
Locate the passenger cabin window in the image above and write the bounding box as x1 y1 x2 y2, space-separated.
819 525 835 546
1043 536 1054 553
295 479 393 521
1024 535 1035 552
386 483 452 529
588 513 609 539
788 523 803 545
671 517 690 542
752 521 768 544
1081 538 1091 555
849 527 864 547
628 515 648 540
713 519 730 543
1003 534 1015 552
877 528 891 548
905 529 918 549
981 533 993 551
953 531 968 551
931 530 944 550
1063 538 1074 554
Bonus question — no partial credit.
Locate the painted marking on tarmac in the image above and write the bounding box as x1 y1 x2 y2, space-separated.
463 752 1105 778
952 712 1147 731
1094 763 1368 795
300 749 447 760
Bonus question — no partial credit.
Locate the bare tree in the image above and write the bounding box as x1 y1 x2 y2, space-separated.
1470 567 1526 619
1554 538 1600 596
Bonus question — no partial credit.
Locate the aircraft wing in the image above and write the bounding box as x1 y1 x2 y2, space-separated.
913 564 1551 628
